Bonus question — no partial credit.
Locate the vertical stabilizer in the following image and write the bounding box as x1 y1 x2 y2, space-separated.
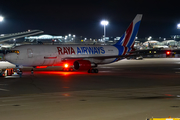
115 14 142 48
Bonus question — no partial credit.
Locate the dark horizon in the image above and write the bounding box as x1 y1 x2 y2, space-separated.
0 0 180 39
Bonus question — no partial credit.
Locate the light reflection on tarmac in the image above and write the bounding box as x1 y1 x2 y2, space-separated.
0 58 180 120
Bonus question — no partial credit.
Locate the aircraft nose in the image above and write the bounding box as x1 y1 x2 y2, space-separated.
5 54 11 61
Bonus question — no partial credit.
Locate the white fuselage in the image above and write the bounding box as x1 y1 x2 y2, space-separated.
5 45 121 67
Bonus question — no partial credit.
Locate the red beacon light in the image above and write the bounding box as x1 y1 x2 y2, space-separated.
166 51 170 55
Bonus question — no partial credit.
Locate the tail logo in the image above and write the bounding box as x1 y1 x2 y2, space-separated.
114 14 142 55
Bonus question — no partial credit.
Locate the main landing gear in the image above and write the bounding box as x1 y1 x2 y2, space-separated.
88 68 98 73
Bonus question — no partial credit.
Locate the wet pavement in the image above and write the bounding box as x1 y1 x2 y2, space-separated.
0 58 180 119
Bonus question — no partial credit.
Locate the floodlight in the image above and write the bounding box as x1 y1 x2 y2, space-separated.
100 20 109 41
0 16 4 22
177 23 180 29
101 20 109 26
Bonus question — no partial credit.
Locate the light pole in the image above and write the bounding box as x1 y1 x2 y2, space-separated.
101 20 109 41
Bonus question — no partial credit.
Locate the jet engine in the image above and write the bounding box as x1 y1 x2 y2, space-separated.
73 60 91 71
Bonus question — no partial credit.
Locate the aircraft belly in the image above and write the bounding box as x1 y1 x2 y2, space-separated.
33 56 44 66
100 58 117 64
42 59 55 66
88 46 118 64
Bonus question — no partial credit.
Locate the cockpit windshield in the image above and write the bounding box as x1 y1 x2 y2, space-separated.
9 50 20 54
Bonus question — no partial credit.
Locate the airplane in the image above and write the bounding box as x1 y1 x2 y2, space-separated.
5 14 142 73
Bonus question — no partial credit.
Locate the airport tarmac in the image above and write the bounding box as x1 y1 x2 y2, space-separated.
0 58 180 120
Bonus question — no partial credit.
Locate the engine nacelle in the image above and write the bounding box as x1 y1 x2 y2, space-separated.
73 60 91 70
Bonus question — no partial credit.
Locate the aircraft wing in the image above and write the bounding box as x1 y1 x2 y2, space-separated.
0 30 43 42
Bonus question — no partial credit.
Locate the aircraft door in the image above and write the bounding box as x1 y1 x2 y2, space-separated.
27 48 33 58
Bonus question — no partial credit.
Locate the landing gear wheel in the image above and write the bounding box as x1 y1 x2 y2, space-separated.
91 69 95 73
94 69 98 73
88 69 91 73
88 68 98 73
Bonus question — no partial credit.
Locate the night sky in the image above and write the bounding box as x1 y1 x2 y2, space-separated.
0 0 180 39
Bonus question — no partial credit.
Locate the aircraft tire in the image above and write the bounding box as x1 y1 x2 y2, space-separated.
95 69 98 73
88 69 98 73
91 69 95 73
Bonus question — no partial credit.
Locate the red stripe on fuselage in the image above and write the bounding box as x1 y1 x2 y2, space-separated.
122 23 133 47
123 47 128 55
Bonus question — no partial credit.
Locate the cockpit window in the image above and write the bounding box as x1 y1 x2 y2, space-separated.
5 50 20 55
10 50 20 54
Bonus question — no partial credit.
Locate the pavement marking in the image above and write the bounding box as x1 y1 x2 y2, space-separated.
1 98 34 102
0 104 14 107
0 88 9 91
5 76 19 78
0 84 8 86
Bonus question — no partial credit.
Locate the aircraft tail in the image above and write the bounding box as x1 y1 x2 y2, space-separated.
114 14 142 48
